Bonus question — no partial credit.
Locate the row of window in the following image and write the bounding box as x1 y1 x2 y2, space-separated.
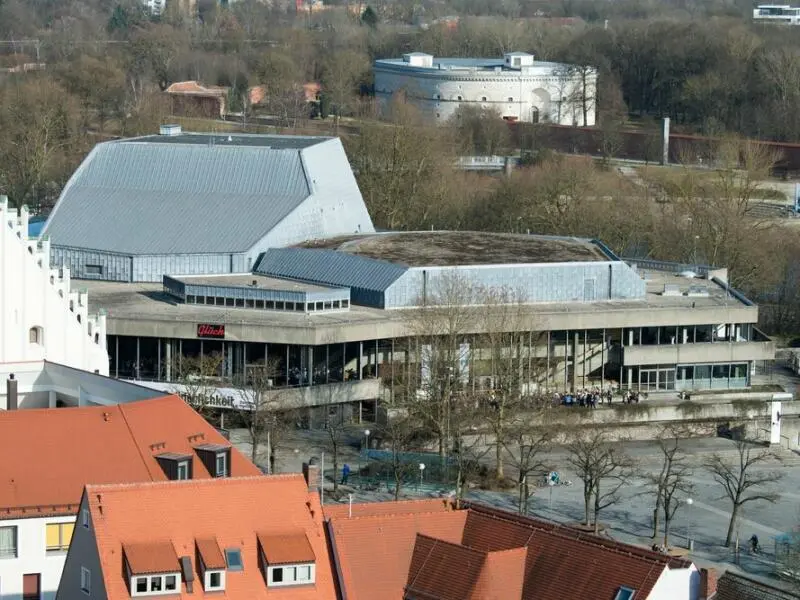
182 294 349 312
0 510 89 560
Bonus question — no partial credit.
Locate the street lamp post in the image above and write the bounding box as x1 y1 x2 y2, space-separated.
364 429 371 451
685 497 694 550
419 463 426 489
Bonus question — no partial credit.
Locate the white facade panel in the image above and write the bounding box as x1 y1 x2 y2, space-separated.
0 198 108 374
374 55 597 126
0 515 76 600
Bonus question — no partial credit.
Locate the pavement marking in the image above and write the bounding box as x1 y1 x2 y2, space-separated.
690 500 782 537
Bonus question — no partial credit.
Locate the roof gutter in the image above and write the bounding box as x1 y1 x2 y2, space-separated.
324 519 348 600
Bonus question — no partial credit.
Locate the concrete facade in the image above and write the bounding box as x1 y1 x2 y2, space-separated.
374 52 597 125
0 197 108 374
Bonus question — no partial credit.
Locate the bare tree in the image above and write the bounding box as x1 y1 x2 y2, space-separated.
403 273 478 459
234 359 284 470
704 439 784 547
378 395 420 501
503 424 554 515
567 429 637 533
167 352 226 420
449 392 490 504
649 426 695 547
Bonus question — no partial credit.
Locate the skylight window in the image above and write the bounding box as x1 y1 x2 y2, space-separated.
615 587 636 600
226 548 243 571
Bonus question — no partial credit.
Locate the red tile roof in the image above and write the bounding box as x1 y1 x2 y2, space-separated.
124 541 180 574
326 499 694 600
326 506 467 599
82 475 336 599
196 538 226 570
0 395 260 518
258 532 316 565
324 498 451 520
165 80 228 97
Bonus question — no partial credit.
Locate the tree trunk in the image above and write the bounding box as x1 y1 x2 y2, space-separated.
725 504 740 547
663 516 671 548
584 486 592 527
652 505 661 539
250 428 258 464
495 432 504 480
332 445 339 493
394 472 402 500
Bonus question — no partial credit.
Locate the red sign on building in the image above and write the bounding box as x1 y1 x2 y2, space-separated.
197 324 225 339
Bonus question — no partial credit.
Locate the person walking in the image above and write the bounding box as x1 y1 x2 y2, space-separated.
342 463 351 485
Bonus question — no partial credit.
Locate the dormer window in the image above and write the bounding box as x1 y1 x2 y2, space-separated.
123 542 181 597
155 453 193 481
258 532 316 588
196 538 227 592
193 444 231 478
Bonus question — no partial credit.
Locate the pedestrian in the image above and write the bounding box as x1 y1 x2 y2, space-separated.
341 463 351 485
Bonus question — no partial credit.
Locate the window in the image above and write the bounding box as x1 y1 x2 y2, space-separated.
85 264 103 276
508 97 514 102
226 549 243 571
481 96 487 101
457 95 462 101
28 326 42 344
267 564 315 587
205 570 224 591
46 522 75 552
0 526 17 558
81 567 91 595
176 461 189 480
81 509 90 529
129 573 182 596
186 295 196 304
615 587 636 600
216 452 228 477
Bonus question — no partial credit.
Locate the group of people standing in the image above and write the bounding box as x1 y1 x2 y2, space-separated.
552 388 648 407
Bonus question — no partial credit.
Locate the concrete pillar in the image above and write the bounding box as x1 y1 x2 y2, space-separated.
627 367 633 389
48 390 56 408
572 331 580 392
546 331 551 390
358 341 364 380
564 333 569 390
115 336 119 378
628 329 634 346
165 340 172 382
135 336 140 379
307 346 314 387
660 117 670 165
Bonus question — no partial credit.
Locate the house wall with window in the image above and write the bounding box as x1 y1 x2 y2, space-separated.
0 197 108 375
54 504 105 600
0 515 79 600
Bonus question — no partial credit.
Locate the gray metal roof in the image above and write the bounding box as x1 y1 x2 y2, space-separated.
255 248 407 292
42 138 315 254
375 57 565 71
126 132 330 149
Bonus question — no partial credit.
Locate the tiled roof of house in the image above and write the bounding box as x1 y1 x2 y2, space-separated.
323 498 451 520
165 81 228 97
326 499 693 600
82 476 336 599
258 532 316 565
714 571 800 600
196 538 227 570
0 395 260 518
325 505 467 599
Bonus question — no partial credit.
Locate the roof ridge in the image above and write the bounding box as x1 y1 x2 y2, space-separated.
415 533 487 559
327 509 460 523
86 474 299 493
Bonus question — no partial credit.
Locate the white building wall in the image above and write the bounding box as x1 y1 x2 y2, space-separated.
245 138 376 264
646 564 700 600
0 515 76 600
374 59 597 126
0 197 109 375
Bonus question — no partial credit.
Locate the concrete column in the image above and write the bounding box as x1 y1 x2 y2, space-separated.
628 329 634 346
115 336 119 378
307 346 314 387
627 367 633 389
661 117 670 165
600 328 605 390
157 337 162 381
285 346 290 384
564 333 569 390
546 331 551 390
48 390 56 408
165 340 172 382
572 331 580 392
136 336 140 379
358 341 364 380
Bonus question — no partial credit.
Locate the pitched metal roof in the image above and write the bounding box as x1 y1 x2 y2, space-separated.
42 137 319 255
254 248 407 293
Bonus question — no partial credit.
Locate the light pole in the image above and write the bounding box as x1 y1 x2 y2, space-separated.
364 429 371 452
685 497 694 550
419 463 426 489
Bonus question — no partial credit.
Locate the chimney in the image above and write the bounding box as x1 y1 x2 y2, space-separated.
103 412 111 422
699 568 718 600
6 374 18 411
303 458 319 494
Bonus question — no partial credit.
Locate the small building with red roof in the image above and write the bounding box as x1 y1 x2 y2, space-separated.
55 475 336 599
0 395 260 600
